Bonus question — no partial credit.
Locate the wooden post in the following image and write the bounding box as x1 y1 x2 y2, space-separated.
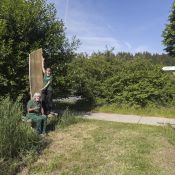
29 48 43 98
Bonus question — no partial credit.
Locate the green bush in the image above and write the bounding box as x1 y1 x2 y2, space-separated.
67 53 175 108
104 59 175 107
59 108 84 128
0 97 41 174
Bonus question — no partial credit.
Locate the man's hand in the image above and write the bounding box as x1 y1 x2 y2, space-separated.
41 88 45 91
33 107 40 111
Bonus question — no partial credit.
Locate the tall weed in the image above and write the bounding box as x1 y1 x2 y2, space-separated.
0 97 41 159
59 108 84 128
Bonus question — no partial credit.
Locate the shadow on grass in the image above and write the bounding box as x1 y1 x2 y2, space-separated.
163 124 175 145
0 128 52 175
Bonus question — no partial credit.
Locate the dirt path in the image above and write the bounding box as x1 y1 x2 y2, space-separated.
84 112 175 126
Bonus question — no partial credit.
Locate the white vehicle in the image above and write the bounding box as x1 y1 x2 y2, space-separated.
162 66 175 71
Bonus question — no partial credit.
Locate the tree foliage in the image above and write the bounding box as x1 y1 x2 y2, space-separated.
0 0 79 100
67 52 175 107
162 1 175 56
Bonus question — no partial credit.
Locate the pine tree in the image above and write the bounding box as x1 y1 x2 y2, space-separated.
162 1 175 56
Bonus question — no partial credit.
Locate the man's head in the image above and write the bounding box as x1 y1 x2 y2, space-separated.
33 92 41 101
46 68 52 76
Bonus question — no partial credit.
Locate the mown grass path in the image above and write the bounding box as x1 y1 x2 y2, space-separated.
19 120 175 175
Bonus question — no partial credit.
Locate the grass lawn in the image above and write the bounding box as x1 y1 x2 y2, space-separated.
94 104 175 119
19 119 175 175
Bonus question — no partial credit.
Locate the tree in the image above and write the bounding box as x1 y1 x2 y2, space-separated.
0 0 79 100
67 52 175 108
162 1 175 56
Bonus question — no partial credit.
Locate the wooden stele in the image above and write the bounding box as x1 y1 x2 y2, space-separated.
29 48 43 98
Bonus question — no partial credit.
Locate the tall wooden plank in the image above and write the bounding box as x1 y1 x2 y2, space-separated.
29 48 43 98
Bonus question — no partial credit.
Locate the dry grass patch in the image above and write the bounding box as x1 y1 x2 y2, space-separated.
152 137 175 175
19 120 175 175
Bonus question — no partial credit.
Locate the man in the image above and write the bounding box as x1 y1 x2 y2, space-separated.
27 92 47 134
41 57 53 115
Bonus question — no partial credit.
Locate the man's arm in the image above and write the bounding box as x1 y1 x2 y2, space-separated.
27 101 39 112
41 76 52 91
41 107 44 115
41 80 51 90
27 107 38 112
42 56 46 74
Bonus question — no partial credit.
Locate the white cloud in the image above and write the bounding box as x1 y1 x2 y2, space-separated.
64 0 69 24
77 36 121 54
123 42 132 51
135 46 149 53
48 0 158 55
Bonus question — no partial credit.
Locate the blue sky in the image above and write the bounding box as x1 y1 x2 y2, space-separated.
47 0 173 55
